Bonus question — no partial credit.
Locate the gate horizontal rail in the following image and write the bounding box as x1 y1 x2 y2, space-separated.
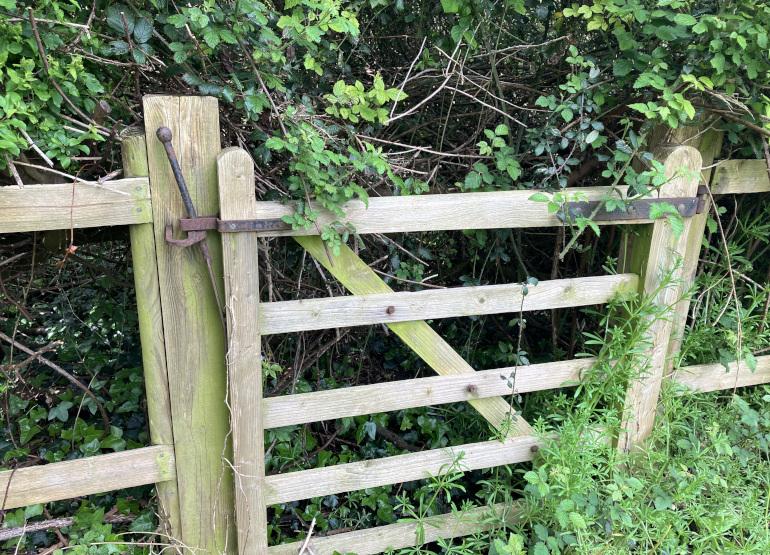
259 274 638 334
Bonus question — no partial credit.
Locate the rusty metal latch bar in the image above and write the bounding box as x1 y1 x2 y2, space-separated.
565 185 710 221
178 216 291 233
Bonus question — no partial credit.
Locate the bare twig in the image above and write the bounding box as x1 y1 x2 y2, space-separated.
11 161 129 195
19 129 54 167
4 153 24 186
297 517 316 555
28 9 104 128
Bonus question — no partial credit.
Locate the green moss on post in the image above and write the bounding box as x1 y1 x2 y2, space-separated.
122 127 183 539
142 96 236 554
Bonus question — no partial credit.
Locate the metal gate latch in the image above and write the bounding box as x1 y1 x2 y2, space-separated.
564 185 709 221
156 126 290 251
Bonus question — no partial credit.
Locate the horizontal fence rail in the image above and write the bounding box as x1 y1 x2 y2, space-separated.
264 436 541 505
711 159 770 194
0 445 175 510
1 159 765 235
674 355 770 393
0 178 152 233
260 274 639 334
264 359 591 429
267 501 525 555
263 354 770 430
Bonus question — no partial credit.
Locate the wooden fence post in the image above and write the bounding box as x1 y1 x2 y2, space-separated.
218 148 268 554
142 96 236 553
122 129 182 539
619 144 703 451
664 127 724 376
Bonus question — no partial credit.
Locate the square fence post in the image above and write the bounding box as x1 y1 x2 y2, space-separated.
142 95 236 554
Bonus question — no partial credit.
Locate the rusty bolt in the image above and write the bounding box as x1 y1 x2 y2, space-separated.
530 445 539 453
466 384 477 394
386 306 395 314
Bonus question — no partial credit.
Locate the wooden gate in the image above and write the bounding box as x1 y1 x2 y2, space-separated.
2 95 770 555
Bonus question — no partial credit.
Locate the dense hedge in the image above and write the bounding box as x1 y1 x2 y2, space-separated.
2 0 770 553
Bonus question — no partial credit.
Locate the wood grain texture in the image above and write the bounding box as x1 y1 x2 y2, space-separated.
143 95 235 554
264 436 541 504
295 236 533 436
621 146 703 451
251 185 701 237
0 445 175 510
218 148 268 554
711 159 770 194
260 274 638 334
675 355 770 393
123 130 181 537
264 358 594 428
665 128 724 378
0 178 150 233
267 502 524 555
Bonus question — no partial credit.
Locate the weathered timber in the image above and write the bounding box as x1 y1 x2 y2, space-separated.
143 95 235 554
0 445 175 510
296 236 533 436
620 145 703 450
0 178 150 233
260 274 638 334
263 358 593 429
252 185 696 237
123 129 181 537
264 435 541 504
218 148 268 554
674 355 770 393
711 159 770 194
665 128 724 378
267 502 524 555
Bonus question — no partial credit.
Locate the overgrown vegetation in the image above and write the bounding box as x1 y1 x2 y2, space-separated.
2 0 770 553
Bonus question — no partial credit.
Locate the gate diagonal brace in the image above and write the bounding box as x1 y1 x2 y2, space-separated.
564 185 708 221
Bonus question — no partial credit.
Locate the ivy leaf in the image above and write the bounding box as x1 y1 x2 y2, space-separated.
48 401 73 422
129 509 156 532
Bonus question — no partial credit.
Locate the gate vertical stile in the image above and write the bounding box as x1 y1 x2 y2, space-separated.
217 148 269 554
143 95 237 553
121 128 182 538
